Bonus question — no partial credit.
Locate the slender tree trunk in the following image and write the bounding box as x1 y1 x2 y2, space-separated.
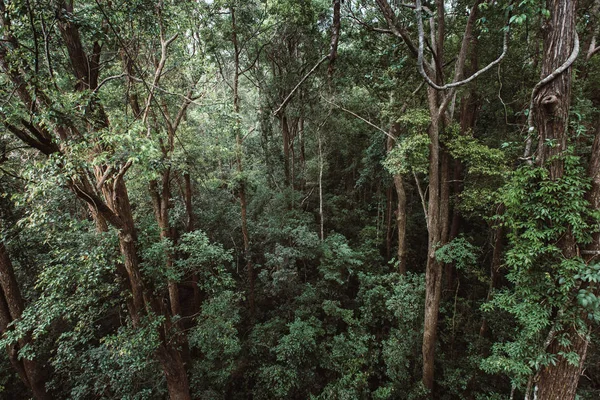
318 127 325 242
387 124 407 273
281 114 292 186
231 6 254 316
0 243 50 400
181 172 202 311
385 185 394 260
479 219 503 338
422 89 443 391
394 175 407 273
150 169 182 319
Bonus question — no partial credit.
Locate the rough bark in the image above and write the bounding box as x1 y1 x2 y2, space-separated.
157 345 192 400
533 1 586 399
328 0 341 77
534 0 577 179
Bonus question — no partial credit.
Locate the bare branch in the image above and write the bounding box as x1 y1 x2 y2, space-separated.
375 0 419 58
91 73 127 95
320 95 396 141
142 33 179 125
416 0 509 91
96 165 114 191
413 171 429 229
586 0 600 61
273 55 328 116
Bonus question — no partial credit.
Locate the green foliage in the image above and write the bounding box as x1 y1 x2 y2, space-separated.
383 109 431 176
190 290 242 398
482 150 600 389
1 0 600 399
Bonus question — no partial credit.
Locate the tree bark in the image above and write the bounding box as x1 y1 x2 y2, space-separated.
534 0 577 179
422 89 443 391
533 1 584 399
387 124 407 273
0 243 50 400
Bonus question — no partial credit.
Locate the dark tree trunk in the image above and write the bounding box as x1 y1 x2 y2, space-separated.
158 345 192 400
385 185 393 260
281 114 292 186
0 243 50 400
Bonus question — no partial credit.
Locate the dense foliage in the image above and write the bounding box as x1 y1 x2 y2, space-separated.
0 0 599 399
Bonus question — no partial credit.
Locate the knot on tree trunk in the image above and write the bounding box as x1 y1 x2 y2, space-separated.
541 93 560 113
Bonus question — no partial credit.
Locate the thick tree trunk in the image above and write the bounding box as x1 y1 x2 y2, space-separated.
158 346 192 400
536 331 589 400
533 1 583 398
534 0 577 179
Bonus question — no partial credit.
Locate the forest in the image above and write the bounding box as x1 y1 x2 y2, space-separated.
0 0 599 399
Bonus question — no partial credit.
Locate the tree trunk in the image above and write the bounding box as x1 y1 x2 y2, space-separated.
394 175 407 274
0 243 50 400
533 1 583 398
422 87 443 391
281 114 292 186
534 0 577 179
231 5 254 316
387 124 407 273
385 185 393 260
158 345 192 400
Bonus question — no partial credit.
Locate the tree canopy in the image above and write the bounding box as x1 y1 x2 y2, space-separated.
1 0 600 399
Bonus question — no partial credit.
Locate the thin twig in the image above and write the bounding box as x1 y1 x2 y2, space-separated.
320 95 396 141
273 55 328 116
413 171 429 228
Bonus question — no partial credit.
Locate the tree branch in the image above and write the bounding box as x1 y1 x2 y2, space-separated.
273 55 328 116
524 32 580 158
320 95 396 141
416 0 509 92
